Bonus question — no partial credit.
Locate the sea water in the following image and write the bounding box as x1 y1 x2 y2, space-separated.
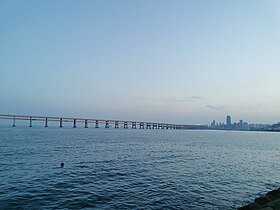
1 127 280 209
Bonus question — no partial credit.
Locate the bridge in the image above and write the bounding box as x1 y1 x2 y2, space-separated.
0 114 207 130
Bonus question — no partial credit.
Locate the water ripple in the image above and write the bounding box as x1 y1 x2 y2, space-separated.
1 128 280 209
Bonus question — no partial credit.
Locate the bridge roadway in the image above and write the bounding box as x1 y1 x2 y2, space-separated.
0 114 206 130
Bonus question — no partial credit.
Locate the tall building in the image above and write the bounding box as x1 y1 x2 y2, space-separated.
211 120 216 128
239 119 243 129
226 115 231 128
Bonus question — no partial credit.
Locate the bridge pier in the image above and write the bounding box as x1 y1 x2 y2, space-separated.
152 123 157 129
115 121 119 128
13 116 16 127
95 120 99 128
132 122 136 129
29 117 32 127
124 122 128 129
146 123 151 129
85 120 88 128
105 121 109 128
73 119 77 128
45 118 48 127
60 118 63 128
140 122 144 129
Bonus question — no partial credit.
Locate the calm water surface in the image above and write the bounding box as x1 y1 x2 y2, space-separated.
1 127 280 209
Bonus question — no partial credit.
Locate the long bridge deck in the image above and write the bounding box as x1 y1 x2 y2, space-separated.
0 114 207 130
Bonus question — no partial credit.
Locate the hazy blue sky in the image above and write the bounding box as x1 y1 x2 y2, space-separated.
1 0 280 124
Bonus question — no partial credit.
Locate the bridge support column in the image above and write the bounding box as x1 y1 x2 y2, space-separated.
45 118 48 127
124 122 128 129
95 120 99 128
152 123 157 129
105 121 109 128
115 121 119 128
85 120 88 128
73 119 77 128
132 122 136 129
13 117 16 127
60 118 63 128
140 122 144 129
146 123 151 129
29 117 32 127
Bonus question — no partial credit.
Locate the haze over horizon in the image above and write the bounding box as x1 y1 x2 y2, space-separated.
1 0 280 124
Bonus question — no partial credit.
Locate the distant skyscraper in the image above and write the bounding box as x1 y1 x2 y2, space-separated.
211 120 216 128
226 115 231 127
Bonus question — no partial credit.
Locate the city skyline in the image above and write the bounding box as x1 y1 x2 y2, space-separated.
1 0 280 124
210 114 273 130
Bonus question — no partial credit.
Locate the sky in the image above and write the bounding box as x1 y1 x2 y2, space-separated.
1 0 280 124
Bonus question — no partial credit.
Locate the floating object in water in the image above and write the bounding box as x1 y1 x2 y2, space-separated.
61 162 64 168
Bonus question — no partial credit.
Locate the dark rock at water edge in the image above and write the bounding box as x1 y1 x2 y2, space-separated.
238 188 280 210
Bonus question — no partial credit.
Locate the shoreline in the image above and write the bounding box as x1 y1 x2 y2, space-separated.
238 188 280 210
